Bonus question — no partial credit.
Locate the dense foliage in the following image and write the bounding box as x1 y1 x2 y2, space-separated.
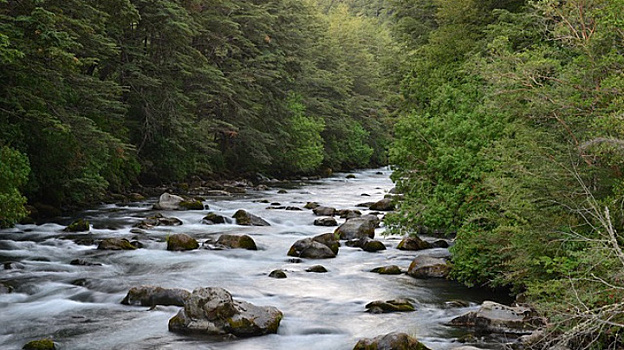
386 0 624 346
0 0 396 221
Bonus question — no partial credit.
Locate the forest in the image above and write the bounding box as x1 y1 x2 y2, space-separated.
0 0 397 216
2 0 624 348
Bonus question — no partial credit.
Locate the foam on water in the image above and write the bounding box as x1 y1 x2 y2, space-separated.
0 168 509 350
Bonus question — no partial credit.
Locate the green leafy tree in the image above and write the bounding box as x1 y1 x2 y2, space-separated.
0 146 30 227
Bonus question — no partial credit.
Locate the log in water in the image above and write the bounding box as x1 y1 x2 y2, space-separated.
0 168 509 349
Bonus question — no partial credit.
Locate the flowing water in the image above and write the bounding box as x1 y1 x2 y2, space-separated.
0 168 511 350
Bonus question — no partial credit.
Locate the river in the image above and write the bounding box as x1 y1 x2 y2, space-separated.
0 168 510 350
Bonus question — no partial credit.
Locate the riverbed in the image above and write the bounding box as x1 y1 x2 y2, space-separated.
0 168 509 349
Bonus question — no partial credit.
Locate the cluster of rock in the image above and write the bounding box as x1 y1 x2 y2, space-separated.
62 186 545 349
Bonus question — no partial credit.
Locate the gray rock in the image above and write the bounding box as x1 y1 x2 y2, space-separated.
135 213 183 229
369 198 395 211
335 216 376 240
337 209 362 219
314 217 338 227
407 256 450 278
232 210 270 226
449 301 545 335
168 287 283 337
287 233 339 259
153 192 185 210
353 332 431 350
313 206 336 216
121 286 191 307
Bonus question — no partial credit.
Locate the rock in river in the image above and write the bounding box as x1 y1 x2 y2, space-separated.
449 301 545 334
335 216 377 240
407 256 450 278
216 234 257 250
370 265 402 275
366 298 415 313
353 332 431 350
232 210 270 226
313 217 338 227
397 236 432 251
63 218 90 232
313 206 336 216
97 238 137 250
121 286 191 307
168 287 283 337
369 198 395 211
22 339 57 350
167 233 199 251
287 233 339 259
153 192 185 210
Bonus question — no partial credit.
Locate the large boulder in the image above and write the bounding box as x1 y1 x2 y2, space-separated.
216 234 257 250
449 301 545 335
232 210 270 226
369 198 395 211
407 256 450 278
121 286 191 307
335 216 376 240
97 238 137 250
167 233 199 251
397 236 432 251
353 332 431 350
287 233 339 259
153 193 185 210
168 287 283 337
313 206 336 216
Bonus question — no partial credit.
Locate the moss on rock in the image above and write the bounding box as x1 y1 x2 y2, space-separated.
22 339 56 350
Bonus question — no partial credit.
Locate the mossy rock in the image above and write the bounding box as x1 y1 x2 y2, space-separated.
179 200 205 210
304 202 320 209
97 238 137 250
362 240 386 252
64 218 90 232
346 174 356 179
306 265 328 273
353 332 431 350
370 265 402 275
202 212 227 224
167 233 199 251
366 298 415 313
22 339 56 350
217 234 257 250
268 269 287 278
